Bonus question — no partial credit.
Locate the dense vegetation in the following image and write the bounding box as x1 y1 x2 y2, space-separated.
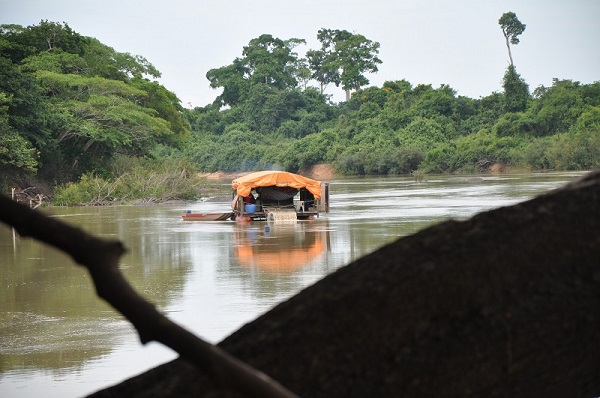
1 20 599 205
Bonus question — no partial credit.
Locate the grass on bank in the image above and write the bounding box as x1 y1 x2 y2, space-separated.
52 158 221 206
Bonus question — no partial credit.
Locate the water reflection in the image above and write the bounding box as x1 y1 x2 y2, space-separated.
233 221 329 272
0 171 586 398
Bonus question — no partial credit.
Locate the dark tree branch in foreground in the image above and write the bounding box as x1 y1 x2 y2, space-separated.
0 194 298 398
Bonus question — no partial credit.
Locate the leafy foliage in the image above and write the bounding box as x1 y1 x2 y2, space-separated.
184 75 599 177
53 157 204 205
311 28 382 100
1 21 598 204
0 93 38 173
499 12 526 66
0 20 188 187
502 65 530 112
206 34 306 107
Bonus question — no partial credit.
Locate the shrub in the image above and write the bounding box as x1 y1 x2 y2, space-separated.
53 174 124 206
545 130 600 170
53 158 206 205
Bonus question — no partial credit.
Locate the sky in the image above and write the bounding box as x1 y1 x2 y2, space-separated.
1 0 599 108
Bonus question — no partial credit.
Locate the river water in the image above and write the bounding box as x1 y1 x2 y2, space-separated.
0 171 585 397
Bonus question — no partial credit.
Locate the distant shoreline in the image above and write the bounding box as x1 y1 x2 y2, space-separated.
198 164 337 182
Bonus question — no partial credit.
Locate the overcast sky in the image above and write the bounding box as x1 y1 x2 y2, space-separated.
1 0 599 107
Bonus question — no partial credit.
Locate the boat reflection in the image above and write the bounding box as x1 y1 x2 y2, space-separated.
233 220 330 273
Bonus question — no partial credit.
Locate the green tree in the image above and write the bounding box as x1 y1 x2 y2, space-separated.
206 59 250 107
396 116 447 151
243 35 305 89
206 34 305 107
0 55 50 149
0 21 87 64
306 48 339 94
0 93 38 174
498 12 526 67
406 84 458 119
281 130 334 172
0 24 30 62
493 111 537 137
80 38 160 81
21 49 87 75
293 57 312 90
241 85 305 132
1 21 187 183
312 29 382 101
131 77 189 139
531 79 587 135
502 65 530 113
27 20 86 53
36 71 174 170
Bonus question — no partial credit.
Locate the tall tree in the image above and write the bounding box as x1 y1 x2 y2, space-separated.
306 48 339 94
311 29 382 101
207 35 305 107
206 58 250 107
498 12 526 67
292 57 312 90
243 35 305 89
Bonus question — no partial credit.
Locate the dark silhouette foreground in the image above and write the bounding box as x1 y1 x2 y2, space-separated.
91 170 600 397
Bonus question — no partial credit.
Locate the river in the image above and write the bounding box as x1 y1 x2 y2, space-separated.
0 171 585 397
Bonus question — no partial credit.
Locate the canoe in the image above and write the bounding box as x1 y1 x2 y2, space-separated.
182 212 233 221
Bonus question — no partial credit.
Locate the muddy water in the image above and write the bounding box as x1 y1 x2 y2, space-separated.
0 171 585 397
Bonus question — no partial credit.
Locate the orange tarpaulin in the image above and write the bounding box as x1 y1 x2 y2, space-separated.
232 171 322 199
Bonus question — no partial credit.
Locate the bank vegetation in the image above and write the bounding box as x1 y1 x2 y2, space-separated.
1 21 598 205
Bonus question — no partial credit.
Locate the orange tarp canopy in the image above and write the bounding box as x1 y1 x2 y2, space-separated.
232 171 322 199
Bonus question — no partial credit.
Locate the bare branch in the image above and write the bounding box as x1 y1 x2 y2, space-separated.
0 194 298 398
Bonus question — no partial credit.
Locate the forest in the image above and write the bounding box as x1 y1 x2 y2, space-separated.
1 20 599 205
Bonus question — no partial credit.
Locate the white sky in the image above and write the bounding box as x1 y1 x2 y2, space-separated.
1 0 599 107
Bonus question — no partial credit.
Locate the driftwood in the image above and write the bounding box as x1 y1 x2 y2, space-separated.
0 194 298 398
11 187 47 209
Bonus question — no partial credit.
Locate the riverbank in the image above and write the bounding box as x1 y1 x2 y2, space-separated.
5 164 578 207
197 163 338 182
5 164 338 207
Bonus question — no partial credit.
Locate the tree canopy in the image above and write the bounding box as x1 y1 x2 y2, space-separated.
307 29 382 100
0 20 188 185
499 12 526 67
206 34 307 107
1 20 598 201
206 30 382 106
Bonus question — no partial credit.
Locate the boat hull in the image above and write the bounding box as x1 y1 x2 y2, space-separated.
182 212 233 221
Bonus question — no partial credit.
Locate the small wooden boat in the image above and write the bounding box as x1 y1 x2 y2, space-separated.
182 211 233 221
